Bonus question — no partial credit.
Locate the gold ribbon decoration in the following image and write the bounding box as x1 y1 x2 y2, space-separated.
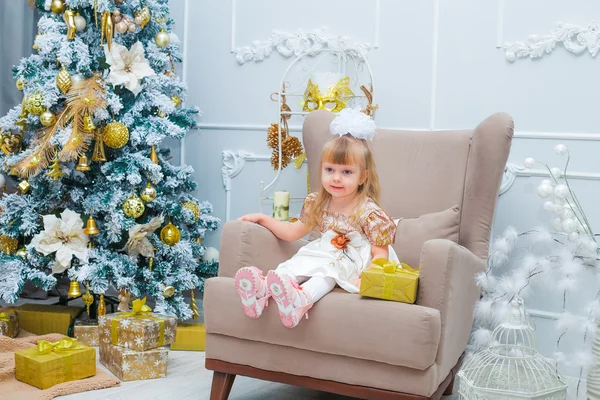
35 338 84 356
370 258 418 300
111 297 165 347
302 77 354 113
0 309 16 322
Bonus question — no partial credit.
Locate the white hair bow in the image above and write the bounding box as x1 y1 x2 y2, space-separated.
329 107 376 141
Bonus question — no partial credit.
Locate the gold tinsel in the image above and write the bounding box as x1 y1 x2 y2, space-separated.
266 123 287 150
271 150 291 170
282 136 303 158
14 74 106 178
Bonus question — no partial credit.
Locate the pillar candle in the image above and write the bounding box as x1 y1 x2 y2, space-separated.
273 191 290 221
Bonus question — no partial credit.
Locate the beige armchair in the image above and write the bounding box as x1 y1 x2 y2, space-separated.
204 110 514 399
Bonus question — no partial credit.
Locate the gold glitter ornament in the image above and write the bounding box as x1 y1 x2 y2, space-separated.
160 220 180 246
0 235 18 255
25 92 45 115
39 111 56 127
140 182 157 202
181 201 200 221
122 193 145 219
103 121 129 149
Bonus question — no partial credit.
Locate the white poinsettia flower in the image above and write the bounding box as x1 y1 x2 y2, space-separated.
29 209 89 274
104 41 155 96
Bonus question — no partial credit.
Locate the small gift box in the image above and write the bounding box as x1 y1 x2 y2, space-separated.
73 320 99 347
0 307 19 338
99 340 168 381
359 258 419 304
14 338 96 389
16 304 81 335
98 298 177 351
170 322 206 351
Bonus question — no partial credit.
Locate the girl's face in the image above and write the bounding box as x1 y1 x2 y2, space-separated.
321 162 365 199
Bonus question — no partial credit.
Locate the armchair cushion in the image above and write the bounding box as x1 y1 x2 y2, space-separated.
393 205 460 267
204 277 441 371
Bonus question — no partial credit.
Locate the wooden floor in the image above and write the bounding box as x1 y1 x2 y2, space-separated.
57 350 458 400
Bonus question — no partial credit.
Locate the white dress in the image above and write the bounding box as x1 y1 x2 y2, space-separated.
276 193 399 293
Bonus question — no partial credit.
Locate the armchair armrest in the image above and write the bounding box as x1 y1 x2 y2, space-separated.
217 220 308 278
417 239 485 379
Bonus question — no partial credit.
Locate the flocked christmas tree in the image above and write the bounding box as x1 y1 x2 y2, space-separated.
0 0 219 319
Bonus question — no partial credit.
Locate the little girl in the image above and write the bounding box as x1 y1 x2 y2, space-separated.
235 107 399 328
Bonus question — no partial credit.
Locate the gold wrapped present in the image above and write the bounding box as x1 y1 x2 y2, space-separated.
99 340 168 381
73 322 99 347
359 258 419 304
98 298 177 351
16 304 81 335
170 323 206 351
14 338 96 389
0 308 19 338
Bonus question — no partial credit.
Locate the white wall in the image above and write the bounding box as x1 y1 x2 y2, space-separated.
172 0 600 382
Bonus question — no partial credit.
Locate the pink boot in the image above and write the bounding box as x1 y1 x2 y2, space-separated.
266 270 313 328
234 267 270 318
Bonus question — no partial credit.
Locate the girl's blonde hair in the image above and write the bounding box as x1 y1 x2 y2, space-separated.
304 134 381 229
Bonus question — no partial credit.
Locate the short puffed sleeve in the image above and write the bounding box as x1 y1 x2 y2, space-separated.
299 192 318 224
362 209 397 246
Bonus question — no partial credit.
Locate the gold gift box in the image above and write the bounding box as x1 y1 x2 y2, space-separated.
99 311 177 352
73 323 99 347
99 340 168 381
170 323 206 351
360 258 419 304
0 307 20 338
14 338 96 389
16 304 81 335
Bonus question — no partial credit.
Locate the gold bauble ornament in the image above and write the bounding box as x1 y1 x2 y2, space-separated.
103 121 129 149
56 66 72 94
162 285 175 298
155 29 170 48
122 193 145 218
140 182 157 202
0 235 18 255
181 201 200 221
160 221 180 246
16 247 28 259
115 20 128 34
135 7 151 29
25 92 45 115
16 78 25 91
40 111 56 127
51 0 66 14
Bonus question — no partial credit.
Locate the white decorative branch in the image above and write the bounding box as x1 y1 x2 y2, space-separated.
232 28 373 65
504 21 600 62
499 163 526 195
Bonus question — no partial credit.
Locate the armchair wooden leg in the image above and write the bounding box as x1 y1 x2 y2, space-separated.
210 371 236 400
443 374 455 396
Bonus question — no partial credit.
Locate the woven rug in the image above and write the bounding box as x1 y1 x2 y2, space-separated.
0 330 120 400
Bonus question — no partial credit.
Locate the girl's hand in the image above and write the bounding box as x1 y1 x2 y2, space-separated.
239 213 265 224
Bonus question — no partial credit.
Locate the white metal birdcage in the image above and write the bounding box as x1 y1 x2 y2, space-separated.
457 296 567 400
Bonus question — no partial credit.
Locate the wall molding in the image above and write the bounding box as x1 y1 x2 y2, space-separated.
500 162 600 194
197 123 600 141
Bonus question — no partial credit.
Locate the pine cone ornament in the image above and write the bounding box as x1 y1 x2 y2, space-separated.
266 123 287 150
271 150 291 170
282 136 303 158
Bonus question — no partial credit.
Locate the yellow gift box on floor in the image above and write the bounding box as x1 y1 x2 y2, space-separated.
0 308 20 338
16 304 81 335
170 323 206 351
14 338 96 389
359 258 419 304
99 340 168 381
